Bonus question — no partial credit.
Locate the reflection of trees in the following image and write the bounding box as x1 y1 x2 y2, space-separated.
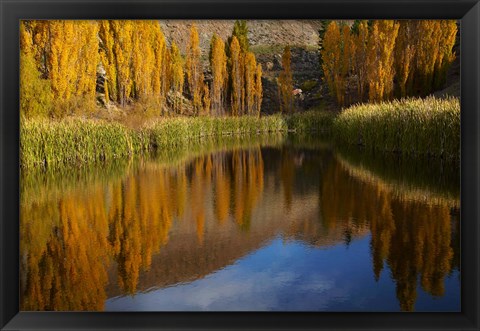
230 149 264 230
336 145 460 205
108 167 176 294
321 157 458 311
21 186 111 310
21 166 178 308
320 158 372 232
190 157 208 244
20 144 459 312
388 201 453 310
21 147 266 310
214 154 230 224
280 148 295 211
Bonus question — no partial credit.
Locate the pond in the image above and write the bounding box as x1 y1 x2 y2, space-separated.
20 134 460 312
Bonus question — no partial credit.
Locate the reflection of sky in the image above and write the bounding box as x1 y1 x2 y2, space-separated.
105 236 460 311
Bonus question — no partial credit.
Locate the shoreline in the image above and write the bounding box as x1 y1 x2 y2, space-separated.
20 111 335 170
20 96 460 170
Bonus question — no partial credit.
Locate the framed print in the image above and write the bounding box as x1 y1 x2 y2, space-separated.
1 0 479 330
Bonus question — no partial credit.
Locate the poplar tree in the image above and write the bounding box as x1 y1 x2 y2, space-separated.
132 21 156 101
366 20 399 102
24 20 50 77
99 20 135 107
321 22 341 104
152 23 168 109
186 24 204 114
20 21 53 118
20 21 33 56
400 20 456 96
352 20 369 102
413 20 442 95
75 21 99 104
227 21 251 116
99 20 118 103
28 20 99 113
240 52 246 115
48 21 76 104
114 21 135 107
20 50 53 118
244 51 257 115
229 20 250 53
21 20 98 116
170 41 185 114
433 20 457 90
160 40 171 111
209 34 228 115
254 63 263 117
321 23 355 106
338 25 355 105
229 36 242 116
394 20 416 97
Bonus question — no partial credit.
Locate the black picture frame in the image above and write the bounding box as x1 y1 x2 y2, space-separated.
1 0 479 330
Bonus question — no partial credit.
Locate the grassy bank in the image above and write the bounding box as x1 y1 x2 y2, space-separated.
21 111 334 169
21 96 460 169
21 133 287 207
332 97 460 159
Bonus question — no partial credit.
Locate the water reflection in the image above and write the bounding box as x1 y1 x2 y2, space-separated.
20 136 460 311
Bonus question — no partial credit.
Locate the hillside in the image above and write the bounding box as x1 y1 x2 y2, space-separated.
159 20 323 53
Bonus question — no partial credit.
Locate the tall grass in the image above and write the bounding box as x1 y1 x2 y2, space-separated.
21 118 137 169
21 113 334 169
333 97 460 159
145 115 287 150
21 96 460 169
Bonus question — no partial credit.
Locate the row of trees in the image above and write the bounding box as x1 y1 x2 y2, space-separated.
20 21 99 117
321 20 457 106
20 20 263 118
224 21 263 116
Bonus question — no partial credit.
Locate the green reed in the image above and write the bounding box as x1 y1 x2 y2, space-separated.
332 96 460 159
21 118 136 169
20 97 459 169
22 112 337 169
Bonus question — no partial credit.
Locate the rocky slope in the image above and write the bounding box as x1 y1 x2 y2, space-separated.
159 20 323 53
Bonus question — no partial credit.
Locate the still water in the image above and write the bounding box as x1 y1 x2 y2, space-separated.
20 134 460 312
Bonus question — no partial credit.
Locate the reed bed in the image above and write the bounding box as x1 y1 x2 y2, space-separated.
21 133 287 208
21 118 136 169
332 96 460 159
145 115 287 150
22 96 460 169
21 112 335 169
285 110 336 133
